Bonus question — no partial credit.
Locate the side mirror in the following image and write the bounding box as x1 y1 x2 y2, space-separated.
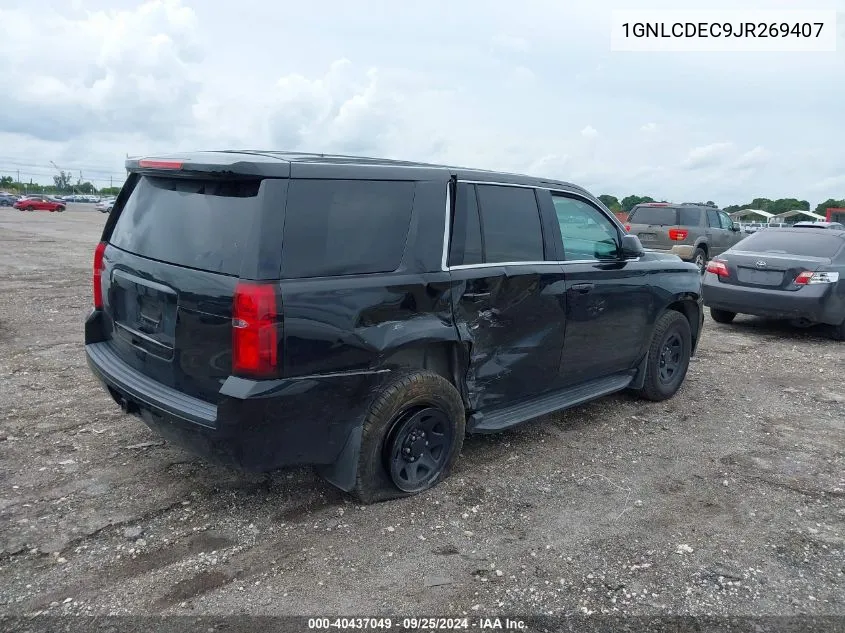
620 234 645 258
730 224 740 232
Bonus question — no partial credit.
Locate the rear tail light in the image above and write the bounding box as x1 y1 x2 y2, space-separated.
93 241 106 308
706 260 729 277
795 271 839 285
624 224 631 232
232 282 279 377
668 228 688 241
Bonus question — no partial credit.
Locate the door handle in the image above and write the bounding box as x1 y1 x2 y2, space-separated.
464 291 491 301
571 283 594 293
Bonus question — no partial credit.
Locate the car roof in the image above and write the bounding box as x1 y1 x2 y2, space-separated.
125 150 592 196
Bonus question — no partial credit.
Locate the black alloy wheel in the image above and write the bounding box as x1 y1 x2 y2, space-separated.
657 332 684 384
386 406 454 493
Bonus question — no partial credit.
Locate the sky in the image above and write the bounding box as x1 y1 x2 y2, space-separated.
0 0 843 206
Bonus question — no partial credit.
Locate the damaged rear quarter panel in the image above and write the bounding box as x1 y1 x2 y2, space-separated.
281 272 458 379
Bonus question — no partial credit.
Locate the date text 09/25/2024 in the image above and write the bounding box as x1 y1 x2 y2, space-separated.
307 617 527 630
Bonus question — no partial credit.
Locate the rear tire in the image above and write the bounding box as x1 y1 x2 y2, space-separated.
710 308 737 324
633 310 692 402
692 247 707 274
832 319 845 342
350 370 465 504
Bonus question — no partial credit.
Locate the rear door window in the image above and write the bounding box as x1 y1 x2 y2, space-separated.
448 183 483 266
282 179 415 278
475 185 544 262
109 176 262 276
737 231 844 258
628 206 678 225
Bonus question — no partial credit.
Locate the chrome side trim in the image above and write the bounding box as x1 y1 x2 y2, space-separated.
459 179 544 190
447 258 640 271
442 179 632 273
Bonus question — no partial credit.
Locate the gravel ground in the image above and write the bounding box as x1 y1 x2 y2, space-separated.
0 208 843 619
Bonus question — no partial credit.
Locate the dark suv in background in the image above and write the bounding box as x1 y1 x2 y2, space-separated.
85 152 704 502
625 203 744 273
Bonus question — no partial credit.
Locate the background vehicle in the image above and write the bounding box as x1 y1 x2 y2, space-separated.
96 197 116 213
703 227 845 340
624 202 744 273
793 221 845 230
0 193 19 207
85 151 704 502
13 195 65 212
827 208 845 224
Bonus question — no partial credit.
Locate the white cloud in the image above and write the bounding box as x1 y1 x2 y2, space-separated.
0 0 843 206
491 34 530 53
732 146 771 170
681 142 735 170
0 0 201 142
810 174 845 192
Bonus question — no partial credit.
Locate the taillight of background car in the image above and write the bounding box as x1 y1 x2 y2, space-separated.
705 259 729 277
795 271 839 285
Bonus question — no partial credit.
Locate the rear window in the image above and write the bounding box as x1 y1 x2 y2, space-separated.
736 231 844 258
628 206 678 225
282 179 415 278
110 176 261 275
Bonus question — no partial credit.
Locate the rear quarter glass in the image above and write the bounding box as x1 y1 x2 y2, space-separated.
678 208 701 226
281 179 415 278
109 176 262 276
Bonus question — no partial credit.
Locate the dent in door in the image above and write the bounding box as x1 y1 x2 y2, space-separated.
453 273 567 411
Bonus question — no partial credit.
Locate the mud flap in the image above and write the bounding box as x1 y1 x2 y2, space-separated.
315 425 363 492
628 353 649 391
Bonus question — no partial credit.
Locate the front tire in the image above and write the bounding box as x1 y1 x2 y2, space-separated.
350 370 465 504
634 310 692 402
710 308 736 324
692 247 707 275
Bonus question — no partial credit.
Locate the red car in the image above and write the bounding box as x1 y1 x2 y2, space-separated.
13 196 65 212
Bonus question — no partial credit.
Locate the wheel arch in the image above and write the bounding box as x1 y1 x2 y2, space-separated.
630 296 702 390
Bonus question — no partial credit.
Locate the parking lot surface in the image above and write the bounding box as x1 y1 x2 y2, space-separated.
0 208 843 617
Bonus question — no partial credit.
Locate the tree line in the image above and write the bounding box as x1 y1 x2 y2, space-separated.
0 174 122 197
598 194 845 216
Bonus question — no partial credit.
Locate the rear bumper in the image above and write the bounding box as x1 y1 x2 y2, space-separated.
644 245 695 260
702 275 844 326
85 339 383 472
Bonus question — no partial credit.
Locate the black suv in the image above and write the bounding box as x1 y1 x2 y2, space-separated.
85 152 704 502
